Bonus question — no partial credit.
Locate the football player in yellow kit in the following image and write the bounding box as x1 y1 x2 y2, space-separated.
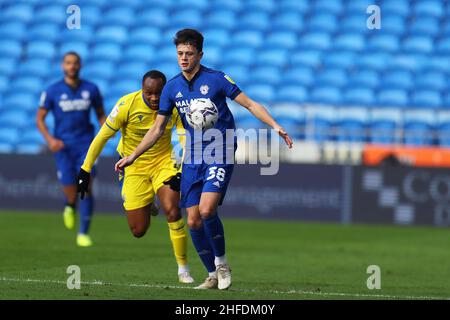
77 70 194 284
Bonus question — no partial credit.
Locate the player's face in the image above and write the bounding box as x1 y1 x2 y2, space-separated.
62 54 81 79
176 44 203 73
142 77 164 110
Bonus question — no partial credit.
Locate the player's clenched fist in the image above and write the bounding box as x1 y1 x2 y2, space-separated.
115 155 135 172
48 137 65 153
77 168 90 200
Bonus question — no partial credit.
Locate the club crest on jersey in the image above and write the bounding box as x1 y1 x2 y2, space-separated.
61 93 68 100
200 85 209 95
176 91 183 98
81 90 90 99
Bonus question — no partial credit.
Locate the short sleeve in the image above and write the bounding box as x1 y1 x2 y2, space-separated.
91 85 104 110
158 85 174 116
39 90 53 110
219 72 241 100
105 97 128 131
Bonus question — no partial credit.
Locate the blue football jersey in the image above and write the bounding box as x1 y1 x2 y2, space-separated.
158 65 241 157
40 79 103 144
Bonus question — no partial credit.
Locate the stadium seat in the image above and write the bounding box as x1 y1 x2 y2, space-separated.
323 51 356 69
276 86 308 104
245 84 276 104
346 0 375 13
115 62 148 80
369 108 402 144
102 7 135 27
249 67 282 86
381 15 406 35
0 142 14 153
239 12 270 31
0 110 28 129
376 89 409 107
128 27 162 45
232 31 264 48
34 5 67 24
223 48 254 66
341 14 368 34
336 107 369 142
347 69 380 89
414 1 443 18
78 5 102 27
381 0 410 17
0 76 8 95
59 42 89 60
316 69 348 88
272 13 304 32
298 32 331 50
1 3 34 23
0 40 22 59
289 50 322 68
91 43 122 62
2 93 38 113
411 90 442 109
283 67 314 87
266 32 297 49
171 10 203 29
27 23 60 42
151 63 179 79
202 29 231 47
403 109 436 146
256 49 288 68
425 55 450 73
436 111 450 146
415 72 447 91
82 62 115 81
310 86 342 105
313 0 343 15
9 77 43 95
244 0 276 13
221 66 249 87
122 44 156 63
305 105 336 142
436 38 450 54
308 13 338 33
382 70 414 90
109 80 140 98
270 104 306 139
96 26 129 45
0 128 20 144
403 36 434 54
26 41 56 60
60 26 94 43
134 8 170 29
409 16 440 36
20 129 45 145
16 59 51 78
15 143 42 155
279 0 309 13
333 34 365 51
367 34 400 52
0 22 27 41
388 54 426 72
343 88 375 106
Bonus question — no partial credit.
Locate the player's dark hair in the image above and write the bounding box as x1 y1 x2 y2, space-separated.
142 70 167 85
63 51 81 62
173 28 204 53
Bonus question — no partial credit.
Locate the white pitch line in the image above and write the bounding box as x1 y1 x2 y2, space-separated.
0 277 447 300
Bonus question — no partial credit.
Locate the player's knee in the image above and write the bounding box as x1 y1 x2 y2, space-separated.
187 216 202 230
198 205 215 219
130 224 148 238
164 206 181 223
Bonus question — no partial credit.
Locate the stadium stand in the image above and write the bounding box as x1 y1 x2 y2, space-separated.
0 0 449 155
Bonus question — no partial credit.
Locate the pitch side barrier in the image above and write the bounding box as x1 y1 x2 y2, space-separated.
0 154 448 227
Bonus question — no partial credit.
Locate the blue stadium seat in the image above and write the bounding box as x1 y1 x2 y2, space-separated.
381 15 406 35
410 16 440 36
26 41 56 59
436 38 450 54
156 46 176 63
27 23 60 42
323 51 356 69
314 0 343 15
202 29 230 47
248 67 281 86
310 86 342 105
91 43 122 61
411 90 442 108
128 27 162 45
266 32 297 49
0 142 14 153
17 59 51 78
244 0 276 13
377 89 409 107
437 111 450 146
337 107 369 142
203 11 236 30
78 5 102 27
223 48 254 66
289 50 322 68
0 110 29 129
367 34 400 52
276 85 308 104
347 0 375 13
0 40 22 59
34 5 66 24
232 30 263 48
308 13 337 33
102 7 135 27
201 46 221 68
210 0 242 12
388 54 426 72
414 0 443 18
171 10 203 29
403 109 436 146
1 3 34 23
220 66 249 87
369 108 402 145
96 26 129 45
347 69 380 89
257 50 287 68
115 62 148 80
177 0 209 10
82 62 115 80
135 8 170 28
122 44 156 63
16 143 42 155
305 105 336 142
425 55 450 73
245 84 276 104
272 13 304 32
341 14 368 34
316 69 348 88
9 77 43 95
416 71 447 91
152 63 179 79
333 34 365 51
239 12 270 31
0 127 20 144
110 80 140 98
0 22 27 41
343 88 375 106
283 67 314 87
381 0 410 17
403 36 434 54
59 42 89 60
60 26 94 43
0 76 8 94
382 70 414 90
279 0 309 13
298 32 331 50
2 93 37 112
270 104 306 139
20 129 45 145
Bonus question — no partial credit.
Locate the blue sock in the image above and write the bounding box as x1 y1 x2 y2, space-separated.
189 226 216 273
202 213 226 258
79 195 94 235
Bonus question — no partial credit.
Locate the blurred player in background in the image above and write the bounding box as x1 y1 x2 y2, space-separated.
36 52 106 247
115 29 293 290
77 70 194 284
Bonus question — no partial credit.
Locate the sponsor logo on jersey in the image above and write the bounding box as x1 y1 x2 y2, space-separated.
59 99 90 112
175 99 196 114
200 85 209 95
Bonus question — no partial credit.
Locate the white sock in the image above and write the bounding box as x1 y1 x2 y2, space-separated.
178 264 189 275
209 272 217 279
214 255 227 267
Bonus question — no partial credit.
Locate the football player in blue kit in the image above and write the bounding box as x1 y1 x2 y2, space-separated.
36 52 106 247
115 29 293 289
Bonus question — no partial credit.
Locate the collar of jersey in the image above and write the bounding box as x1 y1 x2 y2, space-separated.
181 64 204 85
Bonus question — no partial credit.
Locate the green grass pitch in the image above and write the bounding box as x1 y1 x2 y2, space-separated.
0 211 449 300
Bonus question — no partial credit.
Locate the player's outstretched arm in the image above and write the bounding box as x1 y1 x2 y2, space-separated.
234 92 293 149
115 114 169 172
